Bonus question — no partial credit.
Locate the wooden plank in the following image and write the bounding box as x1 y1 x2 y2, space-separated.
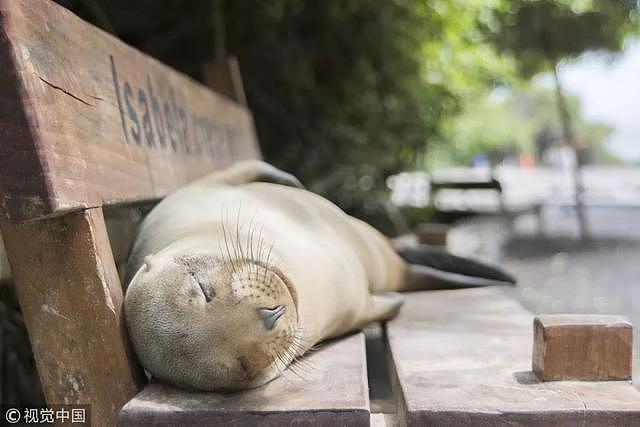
119 333 370 426
386 287 640 426
533 314 632 381
0 208 143 426
414 223 449 246
0 0 260 221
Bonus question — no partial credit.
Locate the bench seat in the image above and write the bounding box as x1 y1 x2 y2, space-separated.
386 287 640 426
119 332 370 426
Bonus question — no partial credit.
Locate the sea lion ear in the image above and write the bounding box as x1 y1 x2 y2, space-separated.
199 160 305 189
253 165 305 189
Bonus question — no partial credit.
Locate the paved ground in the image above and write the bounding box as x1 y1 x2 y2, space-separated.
448 205 640 386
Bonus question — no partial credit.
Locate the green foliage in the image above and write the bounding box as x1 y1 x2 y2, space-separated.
54 0 638 232
431 85 615 167
429 0 638 171
58 0 511 230
487 0 639 76
223 1 451 223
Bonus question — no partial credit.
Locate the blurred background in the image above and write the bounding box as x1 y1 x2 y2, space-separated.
1 0 639 405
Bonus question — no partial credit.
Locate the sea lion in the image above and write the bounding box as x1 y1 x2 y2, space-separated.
124 160 514 391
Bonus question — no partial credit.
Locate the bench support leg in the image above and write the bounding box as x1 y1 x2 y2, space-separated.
0 208 142 426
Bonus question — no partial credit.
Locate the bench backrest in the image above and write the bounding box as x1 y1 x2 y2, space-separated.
0 1 262 424
0 0 260 222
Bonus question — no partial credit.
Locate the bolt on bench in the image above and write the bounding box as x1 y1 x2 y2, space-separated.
2 2 640 426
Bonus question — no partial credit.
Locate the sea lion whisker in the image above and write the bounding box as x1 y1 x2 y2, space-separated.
280 347 314 378
268 350 285 372
286 363 309 381
267 350 295 384
220 212 238 274
263 242 275 282
289 337 306 353
271 352 301 385
228 207 242 268
288 343 312 363
216 239 235 278
289 356 316 375
277 352 308 381
290 328 316 353
252 215 264 279
255 222 266 266
235 203 247 263
246 210 258 276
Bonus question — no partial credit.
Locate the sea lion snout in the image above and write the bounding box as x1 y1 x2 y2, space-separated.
124 251 300 391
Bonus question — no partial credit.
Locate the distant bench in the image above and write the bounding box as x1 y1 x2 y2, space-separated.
429 173 544 230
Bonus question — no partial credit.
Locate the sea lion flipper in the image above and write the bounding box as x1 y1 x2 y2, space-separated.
405 264 515 290
353 292 405 329
397 244 516 291
199 160 304 188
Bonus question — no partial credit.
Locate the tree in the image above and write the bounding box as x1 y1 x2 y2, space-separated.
432 85 613 168
486 0 639 239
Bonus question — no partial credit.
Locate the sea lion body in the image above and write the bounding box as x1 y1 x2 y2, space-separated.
125 161 514 391
128 180 406 338
125 162 406 390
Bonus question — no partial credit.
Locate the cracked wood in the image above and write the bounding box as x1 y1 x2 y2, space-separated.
0 0 260 221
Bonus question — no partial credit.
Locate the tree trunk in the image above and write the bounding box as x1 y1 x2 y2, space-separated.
551 64 589 241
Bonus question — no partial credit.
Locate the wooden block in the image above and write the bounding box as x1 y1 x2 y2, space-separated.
0 0 260 221
119 333 370 426
533 314 632 381
414 223 449 246
0 208 143 426
385 288 640 426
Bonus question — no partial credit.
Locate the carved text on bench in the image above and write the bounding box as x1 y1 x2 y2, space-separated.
110 55 239 159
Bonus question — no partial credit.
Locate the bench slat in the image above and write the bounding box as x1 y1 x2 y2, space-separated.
0 0 260 221
430 179 502 191
386 287 640 426
119 332 370 426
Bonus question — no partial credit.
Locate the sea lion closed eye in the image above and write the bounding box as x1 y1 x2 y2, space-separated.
124 160 515 391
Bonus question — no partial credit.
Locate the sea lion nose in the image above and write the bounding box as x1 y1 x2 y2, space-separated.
258 305 287 330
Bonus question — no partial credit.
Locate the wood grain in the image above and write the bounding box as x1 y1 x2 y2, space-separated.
0 208 143 426
533 314 632 381
0 0 260 221
385 288 640 426
119 333 370 426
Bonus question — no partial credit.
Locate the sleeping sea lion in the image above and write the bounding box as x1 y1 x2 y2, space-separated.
124 160 514 391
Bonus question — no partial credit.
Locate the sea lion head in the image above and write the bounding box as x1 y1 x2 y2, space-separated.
124 239 299 391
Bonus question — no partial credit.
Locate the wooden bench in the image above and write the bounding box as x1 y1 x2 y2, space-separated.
2 2 637 426
429 173 543 225
386 287 640 426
